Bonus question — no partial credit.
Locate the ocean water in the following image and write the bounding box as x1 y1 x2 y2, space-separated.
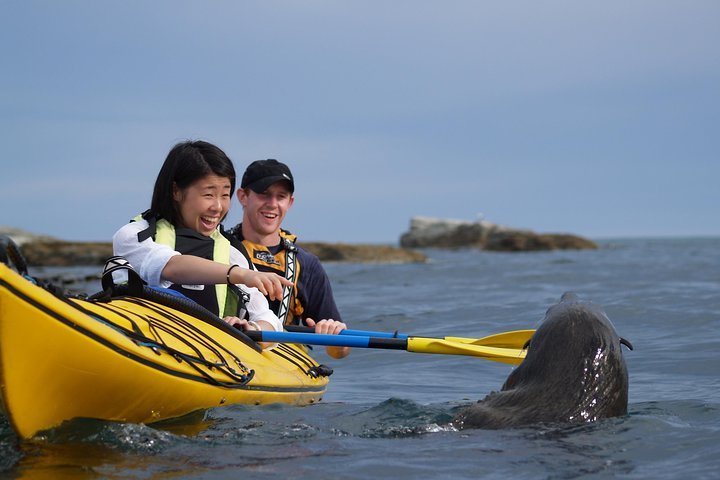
2 238 719 479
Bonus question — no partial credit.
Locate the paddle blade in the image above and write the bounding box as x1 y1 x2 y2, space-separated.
445 329 535 349
407 337 527 365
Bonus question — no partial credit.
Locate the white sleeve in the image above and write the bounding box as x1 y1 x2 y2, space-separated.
112 220 180 287
230 247 283 332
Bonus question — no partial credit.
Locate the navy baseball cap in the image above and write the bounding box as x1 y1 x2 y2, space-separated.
241 159 294 193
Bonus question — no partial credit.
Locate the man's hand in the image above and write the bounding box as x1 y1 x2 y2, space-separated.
305 318 350 359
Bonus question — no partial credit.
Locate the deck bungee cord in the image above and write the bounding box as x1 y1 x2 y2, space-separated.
270 343 334 378
76 296 256 387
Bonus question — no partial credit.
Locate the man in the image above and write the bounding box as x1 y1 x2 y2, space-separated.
228 159 349 359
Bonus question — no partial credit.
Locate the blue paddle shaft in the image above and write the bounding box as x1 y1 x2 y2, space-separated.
244 330 407 350
284 324 408 339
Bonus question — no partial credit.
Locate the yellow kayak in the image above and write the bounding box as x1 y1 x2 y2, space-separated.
0 245 329 440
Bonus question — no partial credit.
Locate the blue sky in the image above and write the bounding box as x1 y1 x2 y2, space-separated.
1 1 718 243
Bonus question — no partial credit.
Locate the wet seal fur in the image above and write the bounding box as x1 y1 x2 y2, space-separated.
453 293 633 429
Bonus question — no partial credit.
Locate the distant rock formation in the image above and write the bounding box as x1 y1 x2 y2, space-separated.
17 240 114 267
0 226 57 246
0 227 426 266
399 216 597 252
300 242 426 263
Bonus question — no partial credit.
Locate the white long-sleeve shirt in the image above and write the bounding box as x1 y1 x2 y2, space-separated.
112 220 282 332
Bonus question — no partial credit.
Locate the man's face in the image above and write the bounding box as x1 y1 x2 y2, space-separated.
238 181 294 240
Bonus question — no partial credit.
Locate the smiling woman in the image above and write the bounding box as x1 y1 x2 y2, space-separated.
173 174 232 236
112 140 293 339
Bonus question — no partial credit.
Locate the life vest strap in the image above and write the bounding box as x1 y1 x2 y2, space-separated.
277 237 298 324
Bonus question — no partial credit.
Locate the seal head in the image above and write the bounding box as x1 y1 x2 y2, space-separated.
454 293 632 429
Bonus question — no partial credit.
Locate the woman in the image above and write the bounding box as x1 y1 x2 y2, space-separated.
113 140 291 336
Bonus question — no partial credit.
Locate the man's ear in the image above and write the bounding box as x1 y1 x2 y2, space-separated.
236 188 248 207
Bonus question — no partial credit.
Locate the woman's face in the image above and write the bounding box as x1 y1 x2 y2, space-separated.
173 174 232 236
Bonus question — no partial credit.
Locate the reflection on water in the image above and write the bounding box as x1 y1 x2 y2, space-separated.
13 412 217 479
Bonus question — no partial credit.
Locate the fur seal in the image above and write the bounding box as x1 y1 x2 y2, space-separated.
454 293 633 429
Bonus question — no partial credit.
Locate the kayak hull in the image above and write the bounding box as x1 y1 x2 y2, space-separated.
0 263 329 439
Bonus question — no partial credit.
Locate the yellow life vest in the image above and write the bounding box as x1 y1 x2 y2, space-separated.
134 214 239 318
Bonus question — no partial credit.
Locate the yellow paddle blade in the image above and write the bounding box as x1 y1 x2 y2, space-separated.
407 337 527 365
445 329 535 349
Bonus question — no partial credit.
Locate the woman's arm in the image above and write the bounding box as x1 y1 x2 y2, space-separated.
161 255 291 301
113 221 177 286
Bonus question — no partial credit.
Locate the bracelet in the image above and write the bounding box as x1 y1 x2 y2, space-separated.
247 321 260 331
226 264 239 285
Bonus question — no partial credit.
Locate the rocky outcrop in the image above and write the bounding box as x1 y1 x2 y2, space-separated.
299 242 427 263
0 226 57 246
400 216 597 252
16 241 426 266
483 231 598 252
0 227 426 266
19 240 114 267
399 217 504 249
0 227 111 267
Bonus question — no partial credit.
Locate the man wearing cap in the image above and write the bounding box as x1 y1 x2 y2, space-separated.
228 159 349 359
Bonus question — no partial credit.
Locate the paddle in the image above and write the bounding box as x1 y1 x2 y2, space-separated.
284 324 535 349
245 329 528 365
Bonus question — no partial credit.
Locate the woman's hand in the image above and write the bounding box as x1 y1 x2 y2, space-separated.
305 318 350 359
230 268 292 301
222 316 259 331
223 316 276 350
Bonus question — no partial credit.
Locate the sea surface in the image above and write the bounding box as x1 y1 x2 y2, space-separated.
2 237 719 479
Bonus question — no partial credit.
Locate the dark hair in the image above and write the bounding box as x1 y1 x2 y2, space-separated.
150 140 236 226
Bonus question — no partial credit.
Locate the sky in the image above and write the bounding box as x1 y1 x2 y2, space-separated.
1 1 718 243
